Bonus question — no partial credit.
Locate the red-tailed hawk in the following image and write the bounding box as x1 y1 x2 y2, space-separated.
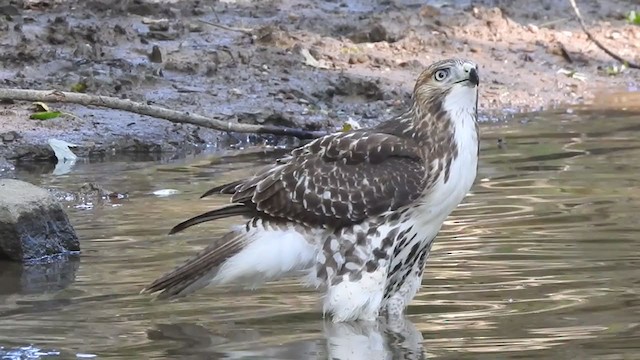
143 58 480 322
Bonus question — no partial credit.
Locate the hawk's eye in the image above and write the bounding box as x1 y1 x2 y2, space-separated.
434 69 449 82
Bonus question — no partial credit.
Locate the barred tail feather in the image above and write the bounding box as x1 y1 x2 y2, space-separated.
142 231 246 299
143 220 318 299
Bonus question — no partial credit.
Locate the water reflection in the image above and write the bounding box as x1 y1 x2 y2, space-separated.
148 316 425 359
325 317 425 360
0 257 79 296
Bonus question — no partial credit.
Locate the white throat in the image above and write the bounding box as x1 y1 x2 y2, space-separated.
443 84 478 176
443 84 478 121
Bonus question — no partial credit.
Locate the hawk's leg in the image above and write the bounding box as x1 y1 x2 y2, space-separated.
323 261 389 322
316 226 398 322
385 241 433 319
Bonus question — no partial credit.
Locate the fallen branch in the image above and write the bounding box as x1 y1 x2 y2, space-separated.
0 88 327 139
568 0 640 69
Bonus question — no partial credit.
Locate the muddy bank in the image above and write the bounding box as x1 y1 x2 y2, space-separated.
0 0 638 166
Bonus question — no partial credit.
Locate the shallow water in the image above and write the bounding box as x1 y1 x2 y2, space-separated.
2 111 640 359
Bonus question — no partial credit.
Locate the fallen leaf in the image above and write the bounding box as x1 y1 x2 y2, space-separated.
30 111 62 120
48 138 79 175
628 10 640 25
557 68 587 82
301 48 330 69
153 189 180 197
32 102 50 112
341 118 362 132
48 138 78 162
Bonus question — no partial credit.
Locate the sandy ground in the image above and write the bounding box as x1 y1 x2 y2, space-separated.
0 0 638 165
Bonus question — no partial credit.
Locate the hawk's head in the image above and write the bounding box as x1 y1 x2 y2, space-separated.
413 58 479 120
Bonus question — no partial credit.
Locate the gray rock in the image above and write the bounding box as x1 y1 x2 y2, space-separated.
149 45 163 63
0 258 79 295
0 179 80 262
0 4 19 17
0 156 14 173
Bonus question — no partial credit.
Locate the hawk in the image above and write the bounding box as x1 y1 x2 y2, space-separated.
143 58 480 322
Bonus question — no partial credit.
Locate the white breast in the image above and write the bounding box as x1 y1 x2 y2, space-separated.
417 84 479 227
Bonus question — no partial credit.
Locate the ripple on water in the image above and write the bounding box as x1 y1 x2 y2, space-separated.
1 112 640 359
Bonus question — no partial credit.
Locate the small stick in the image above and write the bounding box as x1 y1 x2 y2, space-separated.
538 17 569 28
198 19 254 37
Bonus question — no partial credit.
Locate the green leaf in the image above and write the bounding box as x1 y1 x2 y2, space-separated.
30 111 62 120
605 63 627 76
70 82 87 93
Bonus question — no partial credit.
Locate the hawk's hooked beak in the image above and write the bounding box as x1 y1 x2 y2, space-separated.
468 68 479 86
464 64 480 86
455 64 479 87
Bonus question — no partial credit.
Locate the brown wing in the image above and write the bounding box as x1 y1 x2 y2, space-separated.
204 131 426 228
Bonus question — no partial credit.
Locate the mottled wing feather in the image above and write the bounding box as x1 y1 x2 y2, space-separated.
205 131 426 227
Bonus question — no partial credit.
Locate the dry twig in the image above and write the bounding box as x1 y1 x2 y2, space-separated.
568 0 640 69
198 19 254 37
0 88 327 139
